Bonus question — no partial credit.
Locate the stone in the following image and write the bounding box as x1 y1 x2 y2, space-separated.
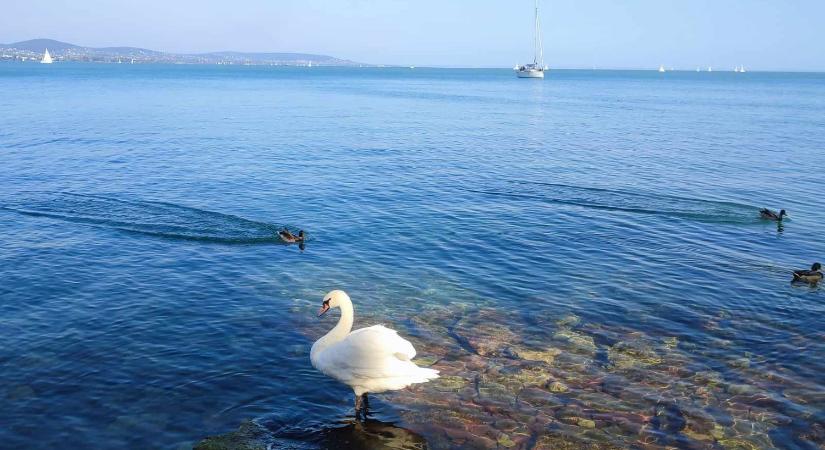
725 383 758 395
577 418 597 429
497 433 517 448
555 314 581 328
728 357 751 369
694 371 723 387
607 338 662 370
194 420 267 450
549 381 569 393
553 329 597 354
514 347 562 365
433 375 468 391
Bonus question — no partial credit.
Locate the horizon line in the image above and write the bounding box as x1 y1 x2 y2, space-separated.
3 38 824 73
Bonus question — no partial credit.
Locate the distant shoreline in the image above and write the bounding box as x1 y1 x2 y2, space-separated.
0 38 368 67
3 61 825 74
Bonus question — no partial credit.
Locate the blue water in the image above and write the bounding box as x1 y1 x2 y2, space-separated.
1 64 824 449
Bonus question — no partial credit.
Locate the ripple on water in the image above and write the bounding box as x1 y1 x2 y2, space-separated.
0 192 299 244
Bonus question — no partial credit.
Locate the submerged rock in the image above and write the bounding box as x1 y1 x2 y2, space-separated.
607 337 662 371
194 421 267 450
432 375 468 392
577 418 597 429
552 329 597 355
725 383 758 395
718 438 762 450
555 314 582 328
694 371 723 387
513 347 562 365
662 336 679 349
549 381 569 393
451 309 521 357
727 357 751 369
496 433 517 448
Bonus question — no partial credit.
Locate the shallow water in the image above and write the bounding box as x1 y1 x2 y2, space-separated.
1 64 824 449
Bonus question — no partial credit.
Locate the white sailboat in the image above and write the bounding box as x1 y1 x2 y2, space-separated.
515 0 547 78
40 49 53 64
658 65 666 73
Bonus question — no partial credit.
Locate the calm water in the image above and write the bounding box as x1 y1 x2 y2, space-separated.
1 64 823 449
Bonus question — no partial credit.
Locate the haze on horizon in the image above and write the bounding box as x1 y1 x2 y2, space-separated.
2 0 823 71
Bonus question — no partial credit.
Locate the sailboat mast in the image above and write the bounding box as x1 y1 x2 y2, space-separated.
534 0 539 64
534 0 544 67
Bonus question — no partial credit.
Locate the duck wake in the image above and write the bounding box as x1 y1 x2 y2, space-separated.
466 181 760 224
1 192 286 244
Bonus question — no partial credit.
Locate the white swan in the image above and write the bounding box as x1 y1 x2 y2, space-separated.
310 290 439 415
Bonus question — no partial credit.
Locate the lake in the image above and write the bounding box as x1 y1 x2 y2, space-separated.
1 64 823 449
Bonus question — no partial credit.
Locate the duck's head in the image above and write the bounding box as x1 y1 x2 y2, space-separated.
318 290 350 317
813 262 822 271
780 209 788 218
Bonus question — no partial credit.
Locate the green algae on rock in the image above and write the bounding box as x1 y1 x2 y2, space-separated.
194 421 267 450
513 347 562 365
552 329 597 355
607 336 663 370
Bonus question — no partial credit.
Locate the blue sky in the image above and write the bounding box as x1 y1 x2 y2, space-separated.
2 0 823 70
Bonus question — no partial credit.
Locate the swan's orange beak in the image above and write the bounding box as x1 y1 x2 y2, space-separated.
318 303 330 317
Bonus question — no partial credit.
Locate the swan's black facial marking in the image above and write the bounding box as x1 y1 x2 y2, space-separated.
318 298 331 317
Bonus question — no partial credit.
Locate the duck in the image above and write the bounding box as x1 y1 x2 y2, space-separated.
792 262 822 283
760 208 787 221
278 228 305 243
310 290 439 416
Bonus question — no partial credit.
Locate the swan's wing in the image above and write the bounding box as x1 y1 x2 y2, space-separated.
317 325 418 381
348 325 416 360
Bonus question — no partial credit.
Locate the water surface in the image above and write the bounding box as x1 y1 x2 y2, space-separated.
1 64 824 449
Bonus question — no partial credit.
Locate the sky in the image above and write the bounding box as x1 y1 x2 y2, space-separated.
1 0 823 71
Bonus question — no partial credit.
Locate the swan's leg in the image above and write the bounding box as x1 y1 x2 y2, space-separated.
354 394 363 417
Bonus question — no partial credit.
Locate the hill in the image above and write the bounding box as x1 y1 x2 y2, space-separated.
0 39 365 66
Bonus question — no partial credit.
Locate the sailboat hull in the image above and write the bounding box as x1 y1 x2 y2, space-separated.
516 69 545 78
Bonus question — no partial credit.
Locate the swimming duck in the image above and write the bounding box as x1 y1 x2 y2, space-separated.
792 262 822 283
760 208 787 221
311 290 439 417
278 229 305 243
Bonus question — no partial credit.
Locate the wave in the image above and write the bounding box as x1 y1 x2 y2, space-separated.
465 180 761 224
0 192 291 244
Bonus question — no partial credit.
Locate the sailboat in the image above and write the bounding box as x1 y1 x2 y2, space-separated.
515 0 547 78
40 49 53 64
658 65 666 73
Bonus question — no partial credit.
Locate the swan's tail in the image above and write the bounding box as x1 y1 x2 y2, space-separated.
411 366 440 384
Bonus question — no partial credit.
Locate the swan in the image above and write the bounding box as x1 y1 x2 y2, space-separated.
310 290 439 416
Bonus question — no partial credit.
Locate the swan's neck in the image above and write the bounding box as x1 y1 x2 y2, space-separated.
312 299 354 358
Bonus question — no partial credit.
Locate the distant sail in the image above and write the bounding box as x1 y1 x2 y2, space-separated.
41 49 53 64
